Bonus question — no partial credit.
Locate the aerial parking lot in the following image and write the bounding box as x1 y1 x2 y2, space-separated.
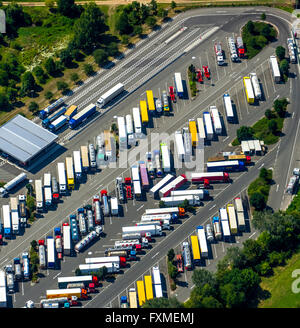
0 5 299 308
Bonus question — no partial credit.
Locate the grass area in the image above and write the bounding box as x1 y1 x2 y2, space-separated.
248 169 272 202
259 250 300 308
285 187 300 214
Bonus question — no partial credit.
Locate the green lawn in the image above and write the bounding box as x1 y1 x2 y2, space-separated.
259 250 300 308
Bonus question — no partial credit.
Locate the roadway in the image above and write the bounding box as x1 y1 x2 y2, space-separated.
0 6 296 307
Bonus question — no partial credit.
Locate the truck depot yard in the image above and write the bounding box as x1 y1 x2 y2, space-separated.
0 2 299 311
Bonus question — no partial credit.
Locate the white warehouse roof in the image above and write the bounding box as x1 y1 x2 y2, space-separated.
0 114 58 163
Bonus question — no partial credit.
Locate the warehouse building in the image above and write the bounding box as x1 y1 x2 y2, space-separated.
0 115 58 166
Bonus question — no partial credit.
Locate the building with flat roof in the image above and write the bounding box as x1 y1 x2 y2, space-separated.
0 114 58 165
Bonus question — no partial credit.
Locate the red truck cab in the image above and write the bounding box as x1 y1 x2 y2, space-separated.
169 86 176 103
124 177 132 200
202 66 210 79
196 69 203 83
0 235 3 245
38 239 45 246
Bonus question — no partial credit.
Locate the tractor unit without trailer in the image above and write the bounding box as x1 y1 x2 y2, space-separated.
96 83 124 108
214 42 224 65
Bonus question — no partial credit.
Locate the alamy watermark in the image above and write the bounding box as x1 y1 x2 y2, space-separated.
0 10 6 34
291 269 300 294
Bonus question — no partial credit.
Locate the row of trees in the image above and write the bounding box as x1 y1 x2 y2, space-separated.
143 208 300 308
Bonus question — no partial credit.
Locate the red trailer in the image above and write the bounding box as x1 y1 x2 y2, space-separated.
169 86 176 103
191 172 229 183
202 66 210 79
236 37 245 58
196 69 203 83
125 177 132 200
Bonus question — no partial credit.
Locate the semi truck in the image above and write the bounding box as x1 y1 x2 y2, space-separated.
160 143 171 173
154 150 163 177
39 98 64 119
57 162 67 194
122 224 163 236
79 262 120 274
114 238 148 249
210 106 222 135
18 195 27 227
214 42 224 65
46 288 88 300
65 157 75 190
197 117 206 140
270 55 281 83
93 195 103 225
22 251 30 280
234 197 246 231
144 207 185 217
191 172 230 184
85 256 126 268
51 176 59 202
42 106 67 128
140 100 149 126
129 288 138 308
190 235 201 265
0 172 27 198
38 239 47 269
2 204 11 239
62 223 72 256
141 213 178 224
58 275 98 289
236 36 245 58
183 127 192 161
96 83 124 108
228 36 239 62
207 160 245 172
146 90 156 115
219 208 231 242
196 226 208 257
87 209 95 233
101 189 110 216
35 179 44 212
69 103 96 129
78 207 87 236
182 241 192 270
5 265 15 294
88 144 96 170
174 72 184 98
43 173 52 206
223 94 235 123
47 236 56 269
74 226 102 253
80 145 90 172
212 217 222 240
160 195 201 206
49 115 68 132
144 275 154 301
125 114 135 145
10 197 19 235
207 154 250 164
14 257 22 281
0 270 7 307
117 116 127 150
203 112 214 140
162 90 170 115
64 105 78 120
189 119 199 148
70 214 80 243
152 266 163 298
139 162 150 191
149 174 174 198
159 174 187 198
249 73 262 100
116 177 125 204
132 107 142 138
137 281 146 307
55 233 63 260
170 189 208 199
110 197 119 216
226 203 238 234
243 76 255 104
73 150 82 181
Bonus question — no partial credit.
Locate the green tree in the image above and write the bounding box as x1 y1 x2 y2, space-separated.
167 249 175 262
236 126 254 143
261 25 271 40
121 35 130 46
75 268 82 276
250 192 266 211
70 73 79 84
168 260 178 280
192 269 216 289
276 46 286 61
158 8 168 19
0 69 9 86
133 25 143 37
83 64 94 76
45 0 55 10
268 119 278 134
257 261 272 276
26 195 35 214
57 81 69 92
261 13 266 20
30 240 37 250
115 11 132 35
29 102 39 113
45 91 53 101
6 88 18 103
107 42 119 57
245 20 255 34
171 1 177 10
57 0 79 17
159 200 165 208
219 283 246 308
44 57 57 76
0 93 10 111
279 59 289 76
93 48 109 66
264 109 273 119
217 246 247 273
59 49 73 68
146 16 157 29
26 183 33 196
150 0 158 15
21 71 36 95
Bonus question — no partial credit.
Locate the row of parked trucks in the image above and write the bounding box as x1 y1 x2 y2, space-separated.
214 36 245 66
180 197 246 270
